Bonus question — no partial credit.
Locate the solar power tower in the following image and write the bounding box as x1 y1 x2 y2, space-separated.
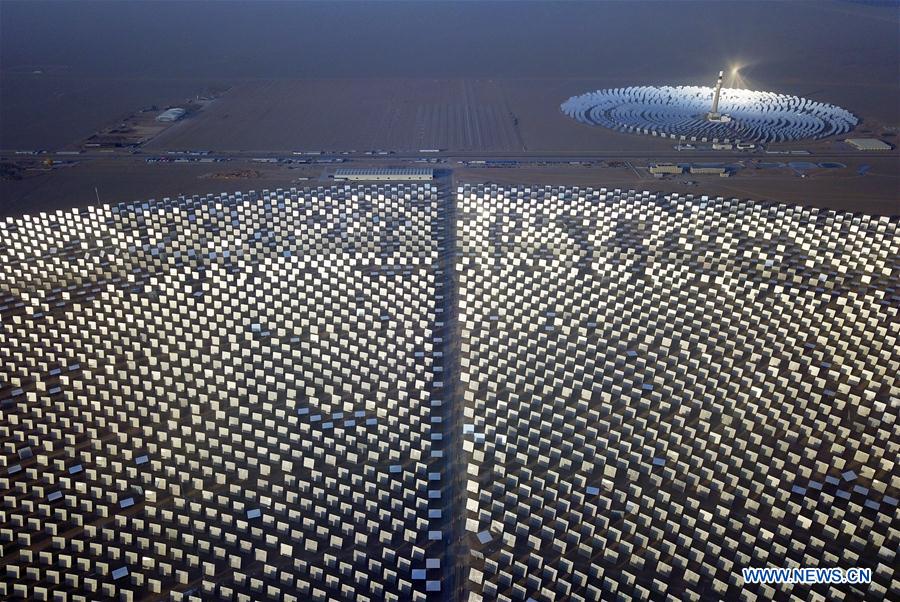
706 70 731 122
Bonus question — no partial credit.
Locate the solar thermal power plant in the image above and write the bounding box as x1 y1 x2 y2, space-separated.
1 183 899 601
0 185 452 601
561 72 859 143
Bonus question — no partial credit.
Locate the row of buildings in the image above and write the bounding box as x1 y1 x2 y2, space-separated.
650 163 730 177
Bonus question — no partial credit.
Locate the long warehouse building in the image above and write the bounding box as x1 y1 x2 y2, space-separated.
333 167 434 181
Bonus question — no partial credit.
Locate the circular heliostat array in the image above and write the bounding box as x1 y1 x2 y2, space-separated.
561 86 858 143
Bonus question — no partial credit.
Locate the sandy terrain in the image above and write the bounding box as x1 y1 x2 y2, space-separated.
457 153 899 215
4 0 897 153
143 77 898 156
457 161 900 216
146 79 528 153
0 160 321 217
2 155 896 218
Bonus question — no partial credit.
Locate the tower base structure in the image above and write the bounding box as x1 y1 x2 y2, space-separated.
706 112 732 123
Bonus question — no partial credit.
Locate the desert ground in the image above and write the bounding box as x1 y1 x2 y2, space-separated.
142 77 899 155
1 0 898 214
2 154 896 218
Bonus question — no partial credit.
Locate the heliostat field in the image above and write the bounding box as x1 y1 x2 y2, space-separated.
561 86 858 143
1 183 898 601
0 185 450 601
456 184 898 601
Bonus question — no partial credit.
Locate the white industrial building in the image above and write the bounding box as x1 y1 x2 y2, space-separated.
649 162 683 175
156 107 186 122
690 165 729 176
845 138 891 151
333 167 433 181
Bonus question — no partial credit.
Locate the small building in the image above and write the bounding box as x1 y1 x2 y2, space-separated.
649 163 683 175
845 138 891 151
333 167 433 181
689 165 729 177
156 108 186 123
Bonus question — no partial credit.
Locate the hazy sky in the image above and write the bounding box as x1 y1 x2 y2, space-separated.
2 0 897 80
2 1 897 148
